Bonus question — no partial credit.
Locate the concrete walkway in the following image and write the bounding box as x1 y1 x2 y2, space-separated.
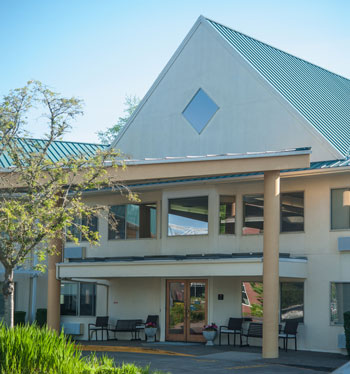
79 340 349 373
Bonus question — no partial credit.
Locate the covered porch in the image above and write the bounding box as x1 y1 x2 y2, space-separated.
57 253 307 346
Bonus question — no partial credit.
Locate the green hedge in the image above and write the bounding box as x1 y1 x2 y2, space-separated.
0 324 166 374
344 311 350 357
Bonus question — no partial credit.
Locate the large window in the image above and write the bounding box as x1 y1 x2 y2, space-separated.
66 215 98 242
168 196 208 236
219 195 235 234
108 203 156 240
330 282 350 325
60 282 96 316
281 192 304 232
331 189 350 230
241 281 304 322
243 195 264 235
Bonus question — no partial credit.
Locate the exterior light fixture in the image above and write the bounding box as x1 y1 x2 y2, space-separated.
343 190 350 206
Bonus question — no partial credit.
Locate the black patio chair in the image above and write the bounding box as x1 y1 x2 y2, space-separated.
135 315 159 341
219 318 243 346
88 316 109 341
279 320 299 351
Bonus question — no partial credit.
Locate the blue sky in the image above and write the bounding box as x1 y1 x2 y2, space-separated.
1 0 349 143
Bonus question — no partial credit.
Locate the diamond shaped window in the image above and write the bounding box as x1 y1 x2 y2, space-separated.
182 89 219 134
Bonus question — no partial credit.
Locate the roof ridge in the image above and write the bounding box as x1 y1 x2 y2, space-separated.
205 17 350 83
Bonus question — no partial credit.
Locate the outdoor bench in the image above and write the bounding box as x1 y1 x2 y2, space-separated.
107 319 143 340
242 322 282 346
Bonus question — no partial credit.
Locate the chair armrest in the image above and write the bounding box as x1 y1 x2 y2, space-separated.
88 323 97 328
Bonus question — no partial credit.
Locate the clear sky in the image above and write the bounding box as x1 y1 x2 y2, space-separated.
1 0 349 144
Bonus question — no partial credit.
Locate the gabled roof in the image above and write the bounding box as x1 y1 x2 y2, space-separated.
0 138 108 169
206 17 350 157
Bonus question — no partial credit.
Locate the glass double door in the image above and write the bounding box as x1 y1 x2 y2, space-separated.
166 279 207 342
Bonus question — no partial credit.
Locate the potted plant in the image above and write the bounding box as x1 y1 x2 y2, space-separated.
202 323 218 346
144 322 157 342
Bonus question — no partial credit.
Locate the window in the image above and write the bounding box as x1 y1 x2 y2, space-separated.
108 203 156 240
243 194 264 235
66 215 98 242
330 282 350 324
182 89 219 134
241 281 304 322
168 196 208 236
219 195 235 234
60 282 96 316
281 192 304 232
331 189 350 230
280 282 304 322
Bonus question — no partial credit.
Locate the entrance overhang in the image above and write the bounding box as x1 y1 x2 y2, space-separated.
57 257 307 279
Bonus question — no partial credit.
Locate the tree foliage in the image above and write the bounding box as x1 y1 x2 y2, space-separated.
97 95 140 144
0 81 134 327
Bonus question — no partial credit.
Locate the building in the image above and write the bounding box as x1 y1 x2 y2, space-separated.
5 16 350 356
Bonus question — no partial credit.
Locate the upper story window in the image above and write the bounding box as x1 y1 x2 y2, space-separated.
243 194 264 235
281 192 304 232
66 215 98 242
182 89 219 134
108 203 156 240
168 196 208 236
219 195 235 234
331 189 350 230
60 282 96 316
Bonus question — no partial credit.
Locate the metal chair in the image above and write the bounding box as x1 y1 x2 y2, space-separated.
219 318 243 346
88 316 109 341
279 320 299 351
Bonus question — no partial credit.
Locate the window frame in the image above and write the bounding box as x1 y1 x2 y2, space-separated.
60 281 96 317
108 202 157 240
167 195 209 237
330 188 350 231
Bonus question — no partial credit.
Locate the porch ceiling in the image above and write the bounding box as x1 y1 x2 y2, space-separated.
57 256 307 279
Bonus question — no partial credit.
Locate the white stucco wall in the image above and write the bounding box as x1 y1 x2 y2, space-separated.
114 22 339 162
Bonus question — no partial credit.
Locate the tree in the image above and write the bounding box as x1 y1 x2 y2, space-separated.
98 95 140 144
0 81 134 327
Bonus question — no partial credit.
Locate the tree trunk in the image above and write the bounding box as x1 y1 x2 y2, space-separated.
3 267 14 327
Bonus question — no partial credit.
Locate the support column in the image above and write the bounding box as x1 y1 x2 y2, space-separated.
262 170 280 358
47 237 62 333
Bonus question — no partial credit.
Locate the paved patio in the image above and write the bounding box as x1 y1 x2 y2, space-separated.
79 340 349 373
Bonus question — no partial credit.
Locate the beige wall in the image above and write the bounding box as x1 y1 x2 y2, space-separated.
60 170 350 352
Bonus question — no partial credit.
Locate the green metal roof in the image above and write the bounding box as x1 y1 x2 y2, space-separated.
206 18 350 157
0 138 108 168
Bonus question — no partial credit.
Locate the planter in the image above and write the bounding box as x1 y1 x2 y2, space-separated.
203 330 217 346
145 327 157 342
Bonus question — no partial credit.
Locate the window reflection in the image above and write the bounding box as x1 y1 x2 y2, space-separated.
168 196 208 236
219 195 235 234
243 195 264 235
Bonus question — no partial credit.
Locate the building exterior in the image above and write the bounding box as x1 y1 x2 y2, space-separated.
4 16 350 355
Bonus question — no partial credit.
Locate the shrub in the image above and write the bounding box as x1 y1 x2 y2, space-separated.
344 311 350 357
0 324 165 374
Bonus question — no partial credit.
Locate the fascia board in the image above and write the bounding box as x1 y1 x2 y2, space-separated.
110 15 206 150
202 19 344 160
